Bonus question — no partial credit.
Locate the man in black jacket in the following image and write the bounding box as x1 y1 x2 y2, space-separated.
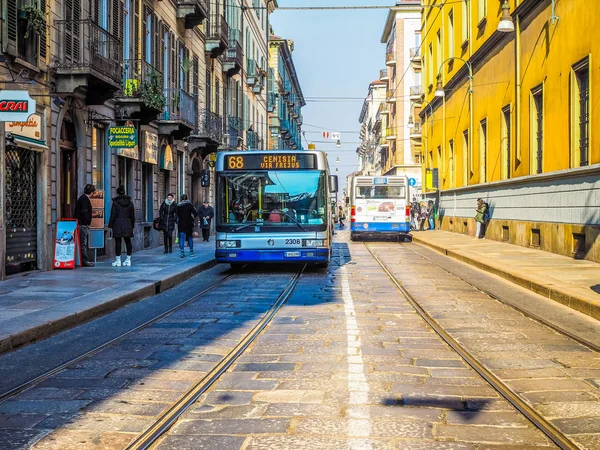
73 184 96 267
197 200 215 242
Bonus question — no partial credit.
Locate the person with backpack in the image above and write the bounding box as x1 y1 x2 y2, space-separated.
338 206 346 228
475 198 490 239
410 197 420 231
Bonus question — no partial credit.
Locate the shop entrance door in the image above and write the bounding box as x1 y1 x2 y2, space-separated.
60 149 77 218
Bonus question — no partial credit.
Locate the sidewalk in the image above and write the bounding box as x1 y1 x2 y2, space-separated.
0 240 216 354
411 231 600 320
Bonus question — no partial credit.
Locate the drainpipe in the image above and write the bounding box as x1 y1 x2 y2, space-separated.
515 14 521 165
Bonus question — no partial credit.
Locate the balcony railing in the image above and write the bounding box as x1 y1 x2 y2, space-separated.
159 89 197 128
379 69 388 80
193 108 223 143
224 29 243 75
281 79 291 96
119 59 163 104
205 13 228 56
409 47 421 60
410 122 422 136
225 116 243 147
280 118 291 134
54 19 122 86
246 131 258 149
247 58 258 84
297 114 303 125
386 90 396 103
386 128 396 139
386 50 396 65
176 0 209 28
267 92 277 112
410 85 422 98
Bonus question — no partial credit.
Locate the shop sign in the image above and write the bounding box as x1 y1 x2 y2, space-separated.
143 130 159 165
0 91 36 122
161 144 174 170
108 121 138 159
6 113 43 140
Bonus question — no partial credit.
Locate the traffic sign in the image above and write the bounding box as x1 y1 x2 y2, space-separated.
408 177 417 187
331 132 341 140
322 131 330 139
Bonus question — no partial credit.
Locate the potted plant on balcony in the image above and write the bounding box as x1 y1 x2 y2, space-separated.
140 70 166 112
19 5 46 39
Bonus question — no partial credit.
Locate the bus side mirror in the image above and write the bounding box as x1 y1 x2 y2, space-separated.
329 175 338 193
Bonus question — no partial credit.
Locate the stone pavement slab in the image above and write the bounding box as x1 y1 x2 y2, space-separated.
411 230 600 319
0 240 216 354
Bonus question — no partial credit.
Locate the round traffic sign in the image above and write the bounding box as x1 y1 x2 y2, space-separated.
408 178 417 187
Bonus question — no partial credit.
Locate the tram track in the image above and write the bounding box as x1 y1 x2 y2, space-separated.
0 271 237 403
365 243 578 450
126 265 305 450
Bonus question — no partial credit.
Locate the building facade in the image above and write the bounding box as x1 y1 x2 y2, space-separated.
268 34 304 151
421 0 600 262
357 80 386 176
0 0 277 279
379 1 422 183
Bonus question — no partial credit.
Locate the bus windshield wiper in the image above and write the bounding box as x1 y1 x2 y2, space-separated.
233 222 257 232
270 212 307 231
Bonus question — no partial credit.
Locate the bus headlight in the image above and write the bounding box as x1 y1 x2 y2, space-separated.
217 240 240 249
303 239 327 247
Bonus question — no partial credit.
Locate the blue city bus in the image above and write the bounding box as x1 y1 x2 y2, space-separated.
350 175 411 241
214 150 338 268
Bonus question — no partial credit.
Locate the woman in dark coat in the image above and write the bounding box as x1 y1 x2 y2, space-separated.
197 200 215 242
176 194 198 257
108 185 135 267
159 193 177 253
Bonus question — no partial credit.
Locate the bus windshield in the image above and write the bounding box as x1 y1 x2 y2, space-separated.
355 185 406 199
217 170 327 231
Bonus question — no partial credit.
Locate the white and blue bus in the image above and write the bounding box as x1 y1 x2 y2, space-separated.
214 151 338 268
350 175 410 241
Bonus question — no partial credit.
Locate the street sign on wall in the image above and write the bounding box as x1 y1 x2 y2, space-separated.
6 113 42 139
0 91 36 122
142 130 158 165
108 121 138 159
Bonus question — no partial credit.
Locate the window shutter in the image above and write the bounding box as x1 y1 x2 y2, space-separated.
6 0 17 55
92 0 100 25
142 5 150 61
39 0 47 60
157 21 165 74
170 32 177 89
112 0 124 44
131 0 140 59
206 69 211 112
152 15 159 69
193 55 199 97
64 0 81 62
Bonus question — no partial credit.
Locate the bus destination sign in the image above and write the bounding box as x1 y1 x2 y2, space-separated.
227 153 317 170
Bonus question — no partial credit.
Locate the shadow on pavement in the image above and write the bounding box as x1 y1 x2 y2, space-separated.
381 396 492 418
592 284 600 295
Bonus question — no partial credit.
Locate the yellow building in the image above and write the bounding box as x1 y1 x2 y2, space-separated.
421 0 600 262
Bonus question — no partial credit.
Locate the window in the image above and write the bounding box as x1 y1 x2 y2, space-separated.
571 58 590 167
448 9 454 58
477 0 486 23
92 127 105 189
10 0 47 66
463 129 470 183
428 44 433 87
436 30 442 74
479 119 487 183
449 139 455 187
142 163 153 222
531 86 543 174
501 105 511 179
461 0 468 43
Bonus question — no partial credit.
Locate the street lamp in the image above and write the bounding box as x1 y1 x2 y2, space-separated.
497 0 515 33
436 57 474 184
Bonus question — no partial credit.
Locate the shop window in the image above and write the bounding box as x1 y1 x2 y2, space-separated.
92 127 104 190
118 156 133 196
142 163 153 222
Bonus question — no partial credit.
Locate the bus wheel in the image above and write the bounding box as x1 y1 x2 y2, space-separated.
230 263 243 271
315 261 329 269
350 232 358 241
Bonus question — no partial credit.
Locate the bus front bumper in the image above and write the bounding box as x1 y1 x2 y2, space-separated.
216 248 330 264
351 222 410 233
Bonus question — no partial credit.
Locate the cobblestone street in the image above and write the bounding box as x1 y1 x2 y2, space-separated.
1 233 599 448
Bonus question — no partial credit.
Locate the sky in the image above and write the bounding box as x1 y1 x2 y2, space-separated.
270 0 392 195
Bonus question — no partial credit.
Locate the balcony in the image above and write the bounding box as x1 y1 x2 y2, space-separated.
114 60 164 123
246 59 259 85
409 47 421 61
280 118 291 136
54 19 122 104
176 0 208 29
267 92 277 112
385 51 396 67
409 122 422 139
224 116 244 149
246 130 258 149
378 103 389 116
188 109 223 155
297 114 303 125
410 85 422 100
379 68 389 82
386 90 396 104
252 82 264 94
380 135 389 147
205 13 228 57
223 29 243 76
386 128 396 140
281 79 291 97
157 89 197 138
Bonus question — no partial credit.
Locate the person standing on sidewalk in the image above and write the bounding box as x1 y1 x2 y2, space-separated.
159 193 177 253
475 198 489 239
427 200 435 231
410 198 420 231
73 184 96 267
338 206 345 228
197 200 215 242
177 194 198 257
109 185 135 267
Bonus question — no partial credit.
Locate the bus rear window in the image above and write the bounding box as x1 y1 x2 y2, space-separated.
355 186 406 199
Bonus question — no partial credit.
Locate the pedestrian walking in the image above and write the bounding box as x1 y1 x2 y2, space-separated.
159 193 177 253
108 185 135 267
410 197 420 231
197 200 215 242
475 198 489 239
419 201 428 231
177 194 198 257
427 200 435 231
73 184 96 267
338 206 346 228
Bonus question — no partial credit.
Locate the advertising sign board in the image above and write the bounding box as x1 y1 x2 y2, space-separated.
108 121 138 159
